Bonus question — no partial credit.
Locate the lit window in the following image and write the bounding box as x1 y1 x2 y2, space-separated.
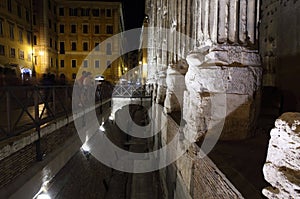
71 60 77 68
19 49 24 60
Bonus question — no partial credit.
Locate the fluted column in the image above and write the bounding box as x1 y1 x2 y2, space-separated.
185 0 262 141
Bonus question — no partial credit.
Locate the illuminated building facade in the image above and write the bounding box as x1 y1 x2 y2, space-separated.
1 0 125 83
0 0 34 75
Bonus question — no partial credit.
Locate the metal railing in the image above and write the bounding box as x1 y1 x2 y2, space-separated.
112 84 151 98
0 84 112 141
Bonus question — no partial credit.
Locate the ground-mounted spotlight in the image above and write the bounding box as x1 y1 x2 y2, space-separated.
36 193 51 199
81 142 91 160
99 122 105 132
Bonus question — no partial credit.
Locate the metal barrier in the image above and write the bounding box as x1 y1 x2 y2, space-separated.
112 84 151 98
0 84 112 142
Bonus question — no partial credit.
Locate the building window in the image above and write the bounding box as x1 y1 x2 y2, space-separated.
26 9 30 22
60 42 65 54
48 0 51 10
95 60 100 68
107 60 111 68
33 15 36 25
71 42 76 51
33 35 37 45
10 48 15 57
106 9 112 17
106 25 113 34
72 73 76 79
0 20 3 36
106 43 112 55
92 9 99 17
82 24 88 34
19 49 24 60
95 42 100 51
59 7 64 16
54 23 57 32
50 38 52 48
69 8 78 16
50 57 53 67
17 5 22 18
94 25 100 34
9 24 14 40
26 32 31 44
7 0 12 12
55 40 57 50
0 44 5 55
60 60 64 68
19 29 23 43
54 5 57 14
59 24 64 33
71 60 77 68
49 19 52 29
71 24 76 33
83 42 88 51
83 60 88 68
28 52 32 61
81 8 90 16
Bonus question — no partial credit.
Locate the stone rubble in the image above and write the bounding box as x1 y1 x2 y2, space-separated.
263 112 300 199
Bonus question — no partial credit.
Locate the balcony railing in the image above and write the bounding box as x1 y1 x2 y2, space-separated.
112 84 151 98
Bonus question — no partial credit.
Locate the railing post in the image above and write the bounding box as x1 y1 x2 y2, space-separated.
6 90 11 136
34 87 43 161
52 87 56 116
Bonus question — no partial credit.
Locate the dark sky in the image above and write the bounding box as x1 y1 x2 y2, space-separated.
87 0 145 30
122 0 145 30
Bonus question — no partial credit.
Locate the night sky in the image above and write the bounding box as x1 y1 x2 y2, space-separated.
98 0 145 30
122 0 145 30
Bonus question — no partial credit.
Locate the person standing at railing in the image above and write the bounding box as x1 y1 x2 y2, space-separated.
83 72 95 105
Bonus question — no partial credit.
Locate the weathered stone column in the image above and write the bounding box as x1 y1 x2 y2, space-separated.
262 112 300 199
164 60 188 113
184 0 262 141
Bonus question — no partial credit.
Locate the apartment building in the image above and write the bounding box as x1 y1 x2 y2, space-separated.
0 0 33 76
1 0 125 83
56 0 125 82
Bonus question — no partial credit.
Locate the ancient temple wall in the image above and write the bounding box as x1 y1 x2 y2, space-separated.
260 0 300 111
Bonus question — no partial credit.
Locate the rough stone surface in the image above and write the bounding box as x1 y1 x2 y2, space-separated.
263 112 300 199
184 51 262 141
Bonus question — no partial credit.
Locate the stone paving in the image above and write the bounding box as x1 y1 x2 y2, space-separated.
46 104 161 199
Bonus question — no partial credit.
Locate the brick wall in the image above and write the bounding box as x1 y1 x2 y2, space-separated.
0 123 76 189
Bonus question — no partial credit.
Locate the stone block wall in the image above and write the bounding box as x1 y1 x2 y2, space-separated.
158 112 243 198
